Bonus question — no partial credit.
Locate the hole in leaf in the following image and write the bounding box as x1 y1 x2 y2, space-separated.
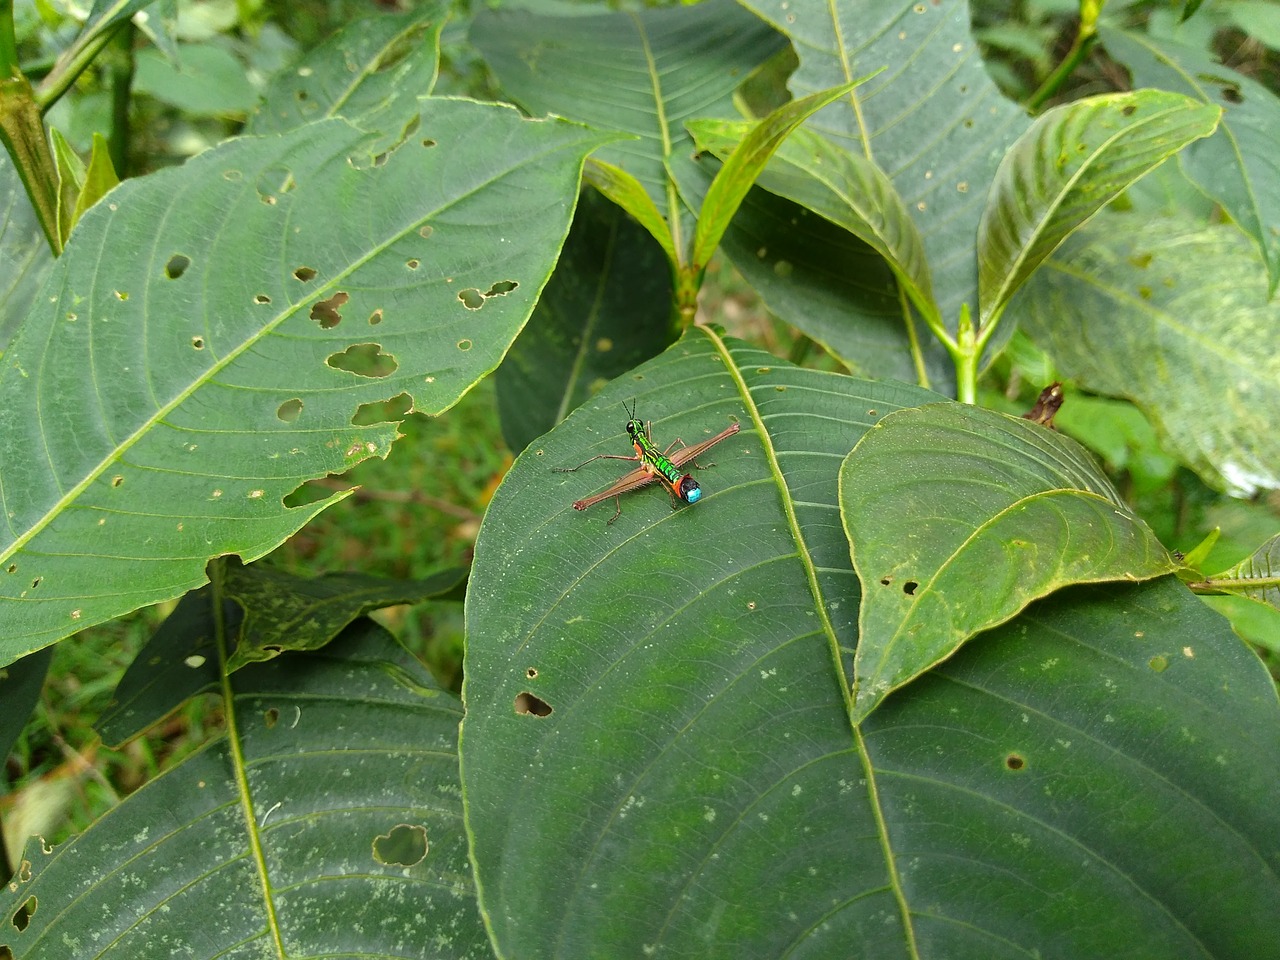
368 309 383 325
191 336 205 349
1122 103 1136 116
284 473 353 508
264 707 280 728
277 398 303 423
294 266 318 282
352 392 412 426
1005 753 1025 771
6 564 15 574
406 259 420 270
457 339 472 351
111 476 124 488
165 255 191 279
419 225 433 239
485 280 518 297
254 294 272 305
458 288 485 310
371 823 428 867
327 343 398 378
879 576 892 586
526 667 538 678
902 580 918 596
515 692 552 717
11 895 36 931
30 577 41 590
422 138 436 148
310 291 349 328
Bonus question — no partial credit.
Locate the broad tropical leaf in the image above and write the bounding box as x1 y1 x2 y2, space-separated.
1 619 489 959
0 102 616 665
978 90 1219 329
841 401 1176 721
1016 213 1280 496
495 191 675 452
461 328 1280 958
1101 27 1280 296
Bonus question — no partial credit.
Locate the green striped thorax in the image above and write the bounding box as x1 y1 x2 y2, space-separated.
625 417 702 504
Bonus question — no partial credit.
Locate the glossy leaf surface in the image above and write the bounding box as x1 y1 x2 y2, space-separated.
841 401 1176 721
461 328 1280 958
0 103 614 664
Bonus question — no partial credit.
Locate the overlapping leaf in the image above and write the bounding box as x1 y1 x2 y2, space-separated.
1016 213 1280 496
0 102 616 664
729 0 1028 373
461 328 1280 958
0 152 52 350
1204 533 1280 610
1101 27 1280 295
246 4 445 145
1 620 489 960
978 90 1219 328
495 191 675 452
470 0 784 223
841 401 1176 721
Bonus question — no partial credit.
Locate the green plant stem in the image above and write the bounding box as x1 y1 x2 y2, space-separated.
0 74 61 254
1026 12 1100 113
35 15 127 112
106 21 134 177
951 302 979 403
0 0 18 79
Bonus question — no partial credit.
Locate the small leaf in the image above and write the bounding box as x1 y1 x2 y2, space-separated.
583 158 677 266
50 128 86 247
688 79 865 273
224 560 467 670
978 90 1219 328
71 133 119 230
5 620 489 959
1100 28 1280 296
1201 533 1280 610
690 119 936 325
841 401 1176 721
0 647 53 766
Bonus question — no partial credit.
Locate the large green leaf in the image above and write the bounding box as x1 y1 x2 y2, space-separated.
841 402 1177 722
730 0 1029 369
0 648 52 771
461 328 1280 957
978 90 1219 329
246 5 445 144
0 618 489 959
470 0 784 230
495 190 675 452
1100 27 1280 296
0 102 616 665
1016 213 1280 497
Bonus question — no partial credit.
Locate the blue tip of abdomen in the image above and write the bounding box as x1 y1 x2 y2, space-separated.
685 487 701 504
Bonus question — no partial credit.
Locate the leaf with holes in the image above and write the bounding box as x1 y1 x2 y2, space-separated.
1100 27 1280 296
0 102 618 666
461 328 1280 958
1 618 490 960
1016 213 1280 497
840 401 1177 722
977 90 1219 329
223 559 467 670
496 190 675 452
246 5 446 146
